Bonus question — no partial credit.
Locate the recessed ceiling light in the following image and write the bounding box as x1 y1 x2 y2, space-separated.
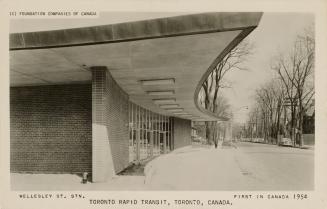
152 98 176 104
159 104 179 108
165 108 183 112
172 112 187 115
147 90 174 96
141 78 175 86
181 114 193 117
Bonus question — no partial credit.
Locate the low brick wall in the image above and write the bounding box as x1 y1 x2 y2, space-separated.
173 117 191 149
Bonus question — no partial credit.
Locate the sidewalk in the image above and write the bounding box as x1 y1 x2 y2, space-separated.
144 145 248 190
11 173 146 191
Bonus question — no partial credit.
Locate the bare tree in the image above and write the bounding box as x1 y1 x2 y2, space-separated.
202 41 253 111
210 94 230 147
271 26 315 146
251 80 284 144
201 40 254 144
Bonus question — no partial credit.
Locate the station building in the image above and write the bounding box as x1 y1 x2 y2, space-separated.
9 12 262 182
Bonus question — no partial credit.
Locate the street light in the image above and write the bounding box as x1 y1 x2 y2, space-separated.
230 106 249 142
234 106 249 111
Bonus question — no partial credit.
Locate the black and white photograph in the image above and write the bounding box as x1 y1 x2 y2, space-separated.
1 1 327 208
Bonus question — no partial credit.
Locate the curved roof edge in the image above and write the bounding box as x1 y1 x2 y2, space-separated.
9 12 263 121
194 27 258 121
10 12 262 50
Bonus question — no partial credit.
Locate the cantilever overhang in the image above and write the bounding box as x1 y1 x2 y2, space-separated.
9 12 262 121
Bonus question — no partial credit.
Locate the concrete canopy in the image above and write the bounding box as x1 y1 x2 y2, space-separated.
9 12 262 121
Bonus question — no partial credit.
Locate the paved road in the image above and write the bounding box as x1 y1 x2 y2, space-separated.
145 142 314 190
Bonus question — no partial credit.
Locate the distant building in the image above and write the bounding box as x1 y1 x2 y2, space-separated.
303 99 315 134
302 99 315 146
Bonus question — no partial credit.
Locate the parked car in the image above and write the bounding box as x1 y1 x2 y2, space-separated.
256 138 265 143
279 138 293 147
250 138 264 143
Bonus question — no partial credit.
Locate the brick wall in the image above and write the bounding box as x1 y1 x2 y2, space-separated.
173 117 191 149
91 67 129 179
10 84 92 173
92 68 114 181
104 70 129 173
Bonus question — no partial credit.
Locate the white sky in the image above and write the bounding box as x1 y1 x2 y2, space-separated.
10 12 314 124
223 13 314 123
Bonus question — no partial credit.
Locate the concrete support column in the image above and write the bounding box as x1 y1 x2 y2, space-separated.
167 133 170 152
150 131 154 157
163 132 167 153
91 67 114 182
171 125 174 150
136 129 140 162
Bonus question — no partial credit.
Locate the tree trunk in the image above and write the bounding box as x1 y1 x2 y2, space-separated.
291 105 296 147
276 106 281 144
205 121 211 144
298 96 304 147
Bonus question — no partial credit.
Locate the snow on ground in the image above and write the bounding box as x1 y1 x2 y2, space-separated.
10 143 313 191
145 142 314 190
